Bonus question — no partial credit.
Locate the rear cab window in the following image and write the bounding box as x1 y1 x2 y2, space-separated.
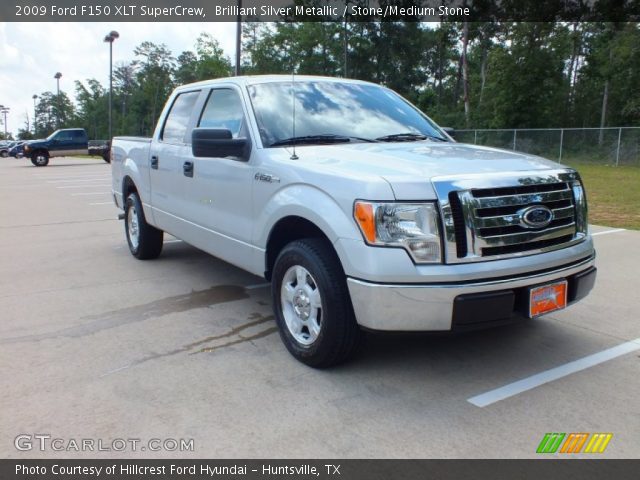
161 91 200 144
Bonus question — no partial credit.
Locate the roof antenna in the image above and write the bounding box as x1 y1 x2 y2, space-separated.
290 69 299 160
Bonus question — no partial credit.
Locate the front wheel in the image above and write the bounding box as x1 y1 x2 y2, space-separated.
272 238 361 368
31 151 49 166
124 192 163 259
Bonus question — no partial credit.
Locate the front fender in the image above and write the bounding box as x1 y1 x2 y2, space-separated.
255 183 361 249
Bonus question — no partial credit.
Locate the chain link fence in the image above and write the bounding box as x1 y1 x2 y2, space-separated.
454 127 640 166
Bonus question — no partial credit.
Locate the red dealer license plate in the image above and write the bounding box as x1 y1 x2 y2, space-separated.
529 281 568 318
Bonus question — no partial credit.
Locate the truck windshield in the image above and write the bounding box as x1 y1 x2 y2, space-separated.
247 81 447 147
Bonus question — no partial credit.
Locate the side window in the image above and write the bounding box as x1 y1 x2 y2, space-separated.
73 130 85 139
198 89 245 138
162 91 200 144
55 131 72 141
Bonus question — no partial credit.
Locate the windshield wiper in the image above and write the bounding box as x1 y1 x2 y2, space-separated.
375 132 447 142
269 134 376 147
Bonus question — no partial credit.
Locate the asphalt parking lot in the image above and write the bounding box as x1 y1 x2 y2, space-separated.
0 156 638 459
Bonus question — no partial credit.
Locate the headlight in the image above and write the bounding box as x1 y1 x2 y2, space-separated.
354 201 442 263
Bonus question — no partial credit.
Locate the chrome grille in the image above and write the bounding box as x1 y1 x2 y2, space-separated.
467 182 575 256
433 170 588 264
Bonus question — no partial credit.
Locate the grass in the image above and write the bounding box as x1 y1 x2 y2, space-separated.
565 162 640 230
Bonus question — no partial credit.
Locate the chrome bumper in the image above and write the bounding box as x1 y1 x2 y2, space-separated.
347 254 596 331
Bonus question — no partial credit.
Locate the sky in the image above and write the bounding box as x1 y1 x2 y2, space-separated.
0 22 238 137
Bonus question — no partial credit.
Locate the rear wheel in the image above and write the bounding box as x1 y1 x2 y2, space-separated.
31 151 49 166
125 192 163 259
271 238 361 368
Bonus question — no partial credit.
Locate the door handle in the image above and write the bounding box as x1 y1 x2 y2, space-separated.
183 160 194 177
150 155 159 169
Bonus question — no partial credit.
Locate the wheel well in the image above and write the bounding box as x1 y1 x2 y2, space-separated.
265 216 336 281
122 176 137 199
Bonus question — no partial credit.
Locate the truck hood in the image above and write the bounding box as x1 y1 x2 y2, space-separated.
275 141 566 200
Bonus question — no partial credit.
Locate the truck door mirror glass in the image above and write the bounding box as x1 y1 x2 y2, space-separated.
191 128 251 161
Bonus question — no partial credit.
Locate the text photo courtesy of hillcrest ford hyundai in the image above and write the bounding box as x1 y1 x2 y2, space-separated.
0 1 639 479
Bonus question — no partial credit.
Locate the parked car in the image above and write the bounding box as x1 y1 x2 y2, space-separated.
8 141 26 158
23 128 110 166
1 141 16 157
111 75 596 367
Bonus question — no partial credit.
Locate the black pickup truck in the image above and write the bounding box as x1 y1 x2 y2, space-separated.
23 128 110 166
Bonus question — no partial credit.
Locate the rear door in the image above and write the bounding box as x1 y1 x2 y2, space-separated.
149 89 201 233
70 130 88 154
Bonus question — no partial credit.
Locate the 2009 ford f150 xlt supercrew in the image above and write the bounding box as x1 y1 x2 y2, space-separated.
111 75 596 367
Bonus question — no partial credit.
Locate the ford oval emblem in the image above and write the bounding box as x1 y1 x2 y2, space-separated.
519 205 554 229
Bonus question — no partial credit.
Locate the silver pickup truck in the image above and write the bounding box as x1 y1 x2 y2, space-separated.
111 75 596 367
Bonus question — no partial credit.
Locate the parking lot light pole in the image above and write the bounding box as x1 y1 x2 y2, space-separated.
0 105 9 138
54 72 62 128
104 30 119 143
235 0 241 76
32 94 38 134
54 72 62 95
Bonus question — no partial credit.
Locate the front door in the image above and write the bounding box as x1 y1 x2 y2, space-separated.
178 86 256 271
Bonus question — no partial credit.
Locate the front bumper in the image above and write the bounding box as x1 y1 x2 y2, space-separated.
347 254 596 331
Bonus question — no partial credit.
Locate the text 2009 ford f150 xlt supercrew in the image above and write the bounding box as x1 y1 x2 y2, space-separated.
110 75 596 367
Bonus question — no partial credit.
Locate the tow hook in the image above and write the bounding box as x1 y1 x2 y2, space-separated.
118 213 125 220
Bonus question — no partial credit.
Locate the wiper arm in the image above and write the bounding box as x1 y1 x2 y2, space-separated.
375 132 447 142
269 134 351 147
269 134 377 147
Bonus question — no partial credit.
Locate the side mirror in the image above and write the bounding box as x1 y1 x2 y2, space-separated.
441 127 456 139
192 128 251 161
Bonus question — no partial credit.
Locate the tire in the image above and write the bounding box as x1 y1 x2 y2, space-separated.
102 154 111 164
1 150 8 158
31 151 49 166
124 192 163 260
271 238 361 368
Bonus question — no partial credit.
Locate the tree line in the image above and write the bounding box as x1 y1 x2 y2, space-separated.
18 21 640 141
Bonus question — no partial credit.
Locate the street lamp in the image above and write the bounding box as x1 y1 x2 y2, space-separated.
32 94 38 134
54 72 62 127
54 72 62 95
0 105 10 138
104 30 119 143
235 0 242 76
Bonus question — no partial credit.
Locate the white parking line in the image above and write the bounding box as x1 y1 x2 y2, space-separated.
36 173 108 179
57 185 111 189
245 283 270 290
164 239 183 244
591 228 627 236
71 192 111 196
47 178 110 183
467 337 640 407
56 183 111 188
